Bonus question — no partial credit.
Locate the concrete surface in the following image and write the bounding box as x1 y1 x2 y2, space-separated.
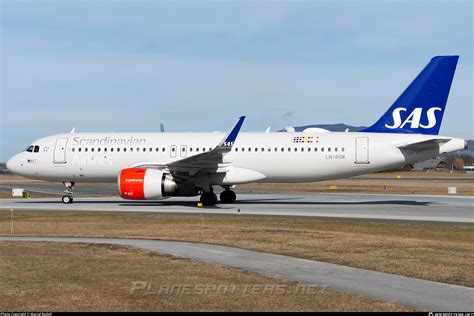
1 193 473 224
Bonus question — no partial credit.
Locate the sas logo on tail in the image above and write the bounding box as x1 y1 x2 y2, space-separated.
385 107 441 129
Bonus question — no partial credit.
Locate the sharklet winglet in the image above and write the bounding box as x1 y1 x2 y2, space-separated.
218 116 246 149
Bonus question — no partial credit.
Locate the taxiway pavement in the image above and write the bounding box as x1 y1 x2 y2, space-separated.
1 193 473 224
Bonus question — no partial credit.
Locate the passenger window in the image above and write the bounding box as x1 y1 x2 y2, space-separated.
149 148 152 152
202 148 205 152
308 148 311 152
248 148 251 152
156 148 159 152
124 148 127 152
321 148 324 152
172 147 176 152
315 148 318 152
85 148 88 152
104 148 107 152
294 148 297 152
110 148 114 152
335 148 338 152
162 148 165 152
91 148 94 152
25 145 34 152
98 148 101 152
72 148 75 152
142 148 146 152
328 148 331 152
342 148 345 152
196 148 200 152
34 146 40 153
255 148 258 152
130 148 133 152
78 148 82 152
117 148 120 152
301 148 304 152
288 148 291 152
190 148 193 152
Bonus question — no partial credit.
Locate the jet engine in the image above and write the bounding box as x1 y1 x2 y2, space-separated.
118 168 195 200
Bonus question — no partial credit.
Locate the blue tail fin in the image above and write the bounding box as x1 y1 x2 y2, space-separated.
362 56 459 135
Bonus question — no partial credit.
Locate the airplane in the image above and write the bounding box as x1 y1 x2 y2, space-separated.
6 56 468 206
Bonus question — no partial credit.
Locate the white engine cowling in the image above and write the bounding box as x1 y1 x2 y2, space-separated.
118 168 179 200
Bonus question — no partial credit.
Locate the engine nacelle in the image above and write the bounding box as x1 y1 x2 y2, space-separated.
118 168 180 200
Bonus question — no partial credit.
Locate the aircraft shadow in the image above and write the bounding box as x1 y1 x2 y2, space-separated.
119 199 433 208
15 198 433 208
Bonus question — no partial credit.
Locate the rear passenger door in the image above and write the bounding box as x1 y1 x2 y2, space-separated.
355 137 369 164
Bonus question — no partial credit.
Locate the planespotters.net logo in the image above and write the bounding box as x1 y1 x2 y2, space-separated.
129 281 324 296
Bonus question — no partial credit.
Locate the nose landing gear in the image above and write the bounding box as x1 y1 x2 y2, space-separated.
62 181 75 204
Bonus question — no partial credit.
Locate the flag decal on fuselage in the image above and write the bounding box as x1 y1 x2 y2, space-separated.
293 136 318 143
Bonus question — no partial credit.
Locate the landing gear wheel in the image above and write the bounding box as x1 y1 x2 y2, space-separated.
62 195 73 204
62 181 75 204
220 190 236 203
200 192 218 206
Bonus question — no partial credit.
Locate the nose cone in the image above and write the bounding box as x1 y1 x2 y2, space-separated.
6 155 20 175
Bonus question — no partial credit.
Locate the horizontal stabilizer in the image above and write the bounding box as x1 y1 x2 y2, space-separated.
397 138 449 150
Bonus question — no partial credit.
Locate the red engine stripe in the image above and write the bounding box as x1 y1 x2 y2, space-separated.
119 168 146 199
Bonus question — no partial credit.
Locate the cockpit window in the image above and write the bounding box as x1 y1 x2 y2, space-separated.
34 146 40 153
25 145 34 152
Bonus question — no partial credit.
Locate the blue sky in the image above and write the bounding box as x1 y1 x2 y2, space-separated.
1 0 472 161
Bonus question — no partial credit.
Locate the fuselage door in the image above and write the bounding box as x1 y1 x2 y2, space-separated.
355 137 369 164
53 137 68 164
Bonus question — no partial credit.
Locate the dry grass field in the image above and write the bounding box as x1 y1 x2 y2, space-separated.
0 241 415 312
0 172 471 310
241 171 474 196
1 211 472 287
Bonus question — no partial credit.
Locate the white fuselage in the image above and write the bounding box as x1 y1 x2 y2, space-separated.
7 132 465 185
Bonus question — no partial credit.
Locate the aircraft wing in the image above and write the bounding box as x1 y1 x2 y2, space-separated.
132 116 245 177
396 138 449 150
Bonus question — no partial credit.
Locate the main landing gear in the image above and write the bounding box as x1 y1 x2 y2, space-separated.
199 187 237 206
220 189 236 203
200 189 218 206
62 181 75 204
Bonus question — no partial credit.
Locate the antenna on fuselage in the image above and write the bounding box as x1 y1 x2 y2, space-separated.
70 127 76 134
